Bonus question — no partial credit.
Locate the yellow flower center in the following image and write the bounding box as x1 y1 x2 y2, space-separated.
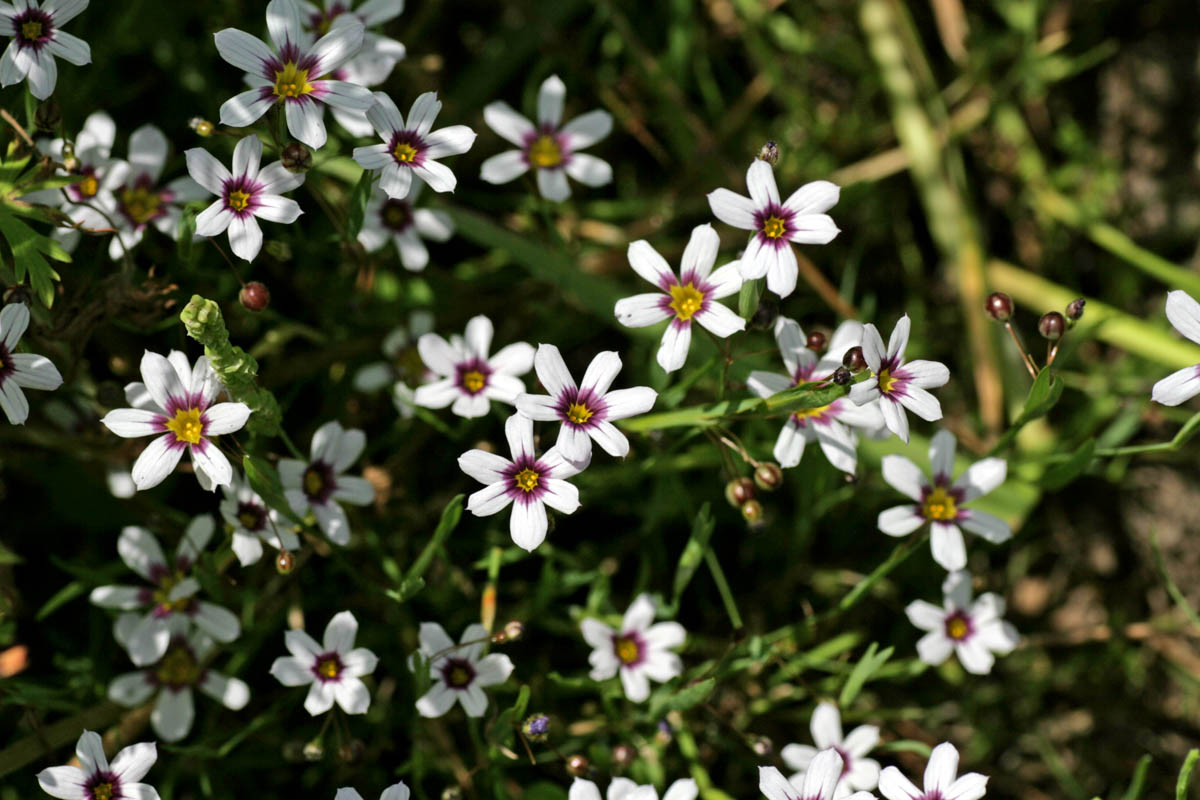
92 783 114 800
317 657 341 679
273 62 314 99
877 368 898 394
155 645 199 686
238 511 260 530
566 402 593 425
228 189 251 212
514 467 539 493
762 215 787 239
393 142 419 163
447 664 472 687
0 356 4 369
461 369 486 394
528 135 562 168
922 486 958 522
304 468 325 497
668 283 705 321
381 200 411 230
77 174 99 198
21 20 42 40
946 616 969 641
151 571 193 615
615 635 640 665
166 407 204 445
120 185 163 225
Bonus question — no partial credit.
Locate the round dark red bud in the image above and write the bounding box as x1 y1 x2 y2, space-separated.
1038 311 1065 341
1066 298 1086 321
240 281 270 312
275 550 295 574
566 754 590 778
754 462 783 492
832 366 852 385
758 140 780 165
805 330 827 353
985 292 1013 322
842 346 866 372
741 498 765 525
724 477 755 508
281 142 313 174
612 744 637 769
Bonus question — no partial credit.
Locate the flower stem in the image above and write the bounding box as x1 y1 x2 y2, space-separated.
704 548 743 631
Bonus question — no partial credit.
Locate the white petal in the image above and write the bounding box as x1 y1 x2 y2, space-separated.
561 109 612 150
152 688 194 742
707 188 756 230
537 74 565 127
930 523 967 571
916 630 954 666
131 433 185 490
880 455 925 501
745 159 779 207
227 215 264 262
483 101 535 146
656 321 691 373
564 153 611 187
1166 289 1200 344
784 180 840 215
536 167 570 202
479 150 528 184
1152 365 1200 406
810 701 843 749
959 510 1012 544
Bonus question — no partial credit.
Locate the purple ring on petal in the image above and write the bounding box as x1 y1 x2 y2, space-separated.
753 202 797 250
12 9 54 52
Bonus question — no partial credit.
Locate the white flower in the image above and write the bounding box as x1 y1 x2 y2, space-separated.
186 134 304 262
299 0 406 137
412 621 514 718
214 0 373 149
89 519 241 666
748 318 884 474
906 570 1019 676
220 471 299 566
781 702 881 798
357 178 454 271
458 413 583 551
515 344 658 465
878 742 988 800
108 629 250 742
1152 290 1200 405
335 783 411 800
0 0 90 100
99 350 251 491
707 160 840 298
352 90 476 199
569 777 698 800
581 594 684 703
269 610 378 715
849 315 949 443
0 302 63 424
21 111 115 252
480 74 613 202
37 730 159 800
877 429 1011 571
352 309 434 398
278 420 375 545
614 224 745 373
414 315 533 418
761 749 876 800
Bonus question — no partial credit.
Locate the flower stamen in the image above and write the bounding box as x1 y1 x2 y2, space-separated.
761 215 787 239
668 283 704 321
514 467 539 493
566 402 593 425
614 634 641 665
166 408 204 445
527 135 562 168
922 486 958 521
393 142 418 163
273 62 313 99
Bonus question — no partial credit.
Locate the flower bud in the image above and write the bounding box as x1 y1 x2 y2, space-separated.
34 99 61 134
2 285 32 307
724 477 755 507
338 739 365 763
752 735 774 756
239 281 270 312
985 292 1013 322
741 499 764 527
1066 297 1086 321
842 346 866 372
832 366 852 386
753 462 783 491
612 743 636 769
566 754 590 777
750 296 779 331
302 741 324 761
521 714 550 743
275 550 295 574
805 330 827 353
504 620 524 641
441 789 463 800
190 117 214 137
281 142 313 174
757 140 780 165
1038 311 1065 341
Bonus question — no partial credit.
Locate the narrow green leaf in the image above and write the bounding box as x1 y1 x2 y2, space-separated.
0 208 65 307
764 381 851 413
1041 439 1095 491
1121 754 1152 800
838 643 894 706
242 455 303 526
647 677 715 717
345 168 372 239
669 503 714 614
738 277 762 320
35 581 85 621
389 494 464 603
1176 749 1198 800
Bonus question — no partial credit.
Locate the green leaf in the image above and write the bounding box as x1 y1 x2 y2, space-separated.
345 168 372 239
838 642 894 707
647 677 715 717
764 380 851 413
242 455 303 526
989 366 1065 454
1177 749 1198 800
738 277 762 320
668 503 714 614
1041 438 1095 491
35 581 85 621
1121 754 1152 800
176 204 199 266
0 207 67 307
388 494 464 603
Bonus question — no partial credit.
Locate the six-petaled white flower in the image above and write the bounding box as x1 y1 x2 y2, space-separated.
89 519 241 666
877 429 1011 571
1152 290 1200 406
0 0 91 100
414 314 534 418
357 178 454 271
516 344 657 466
108 629 250 743
782 702 881 799
581 593 684 703
458 412 583 551
269 610 378 715
186 134 304 262
569 777 698 800
411 621 514 718
352 90 476 199
878 742 988 800
849 314 949 443
615 223 745 373
480 74 613 202
214 0 373 149
100 350 251 491
0 302 62 424
760 748 876 800
906 570 1019 676
37 730 159 800
279 420 376 545
748 318 884 474
220 470 299 567
335 783 412 800
707 160 840 298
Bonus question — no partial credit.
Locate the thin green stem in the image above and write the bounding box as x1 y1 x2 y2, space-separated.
704 548 743 631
